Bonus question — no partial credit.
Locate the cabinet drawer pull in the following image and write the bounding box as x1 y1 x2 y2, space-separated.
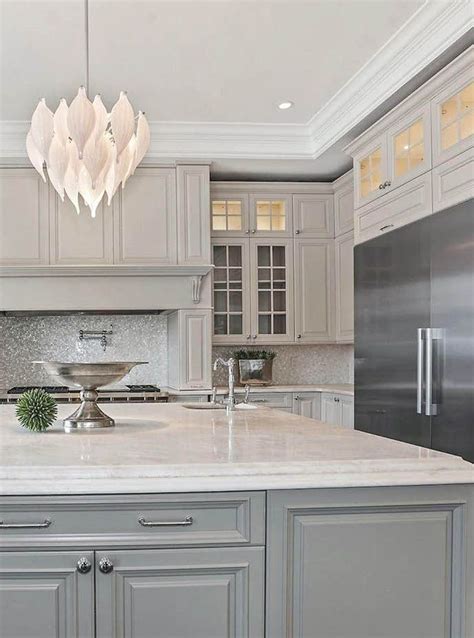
0 518 51 529
138 516 193 527
380 224 394 232
251 398 267 403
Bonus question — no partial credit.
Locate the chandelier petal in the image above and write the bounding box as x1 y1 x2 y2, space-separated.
121 135 137 187
54 98 70 146
132 111 150 173
26 130 46 181
110 91 135 160
64 141 81 214
31 98 54 160
48 136 68 200
92 95 108 143
67 86 96 160
83 134 109 189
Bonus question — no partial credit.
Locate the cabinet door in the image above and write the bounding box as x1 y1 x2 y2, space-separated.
320 393 341 425
177 165 211 265
432 145 474 213
353 140 387 208
340 395 354 428
114 168 177 264
212 240 251 345
210 192 250 237
168 309 212 390
432 73 474 167
335 230 354 343
292 193 334 238
250 239 294 343
294 239 334 343
50 190 113 264
354 171 432 245
0 168 49 265
293 392 321 420
249 194 292 237
96 547 264 638
386 104 431 191
0 551 94 638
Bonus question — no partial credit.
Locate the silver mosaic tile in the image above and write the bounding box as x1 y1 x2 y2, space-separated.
0 315 168 388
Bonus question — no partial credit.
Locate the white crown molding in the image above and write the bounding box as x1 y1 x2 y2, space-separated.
1 1 472 164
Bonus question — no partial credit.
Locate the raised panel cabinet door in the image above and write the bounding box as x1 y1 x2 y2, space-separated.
320 393 341 425
334 230 354 343
249 194 293 237
340 395 354 428
334 174 354 236
432 146 474 213
95 547 265 638
386 102 432 192
50 189 113 264
249 239 294 344
176 309 212 390
0 168 49 265
267 486 472 638
353 139 388 209
212 239 251 345
292 194 334 238
293 393 321 420
294 239 335 343
0 551 94 638
177 165 211 265
114 168 177 264
210 191 250 237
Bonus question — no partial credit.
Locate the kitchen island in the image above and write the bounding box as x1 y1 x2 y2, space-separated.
1 403 473 638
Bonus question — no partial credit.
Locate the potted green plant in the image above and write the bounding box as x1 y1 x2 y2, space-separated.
232 349 276 386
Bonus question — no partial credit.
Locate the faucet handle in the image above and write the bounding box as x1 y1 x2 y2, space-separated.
211 387 218 404
243 385 250 404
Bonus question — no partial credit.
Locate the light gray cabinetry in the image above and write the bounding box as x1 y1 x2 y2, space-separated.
267 485 473 638
321 393 354 428
334 230 354 342
292 193 334 237
177 164 211 265
96 547 264 638
168 309 212 390
0 550 94 638
293 392 321 419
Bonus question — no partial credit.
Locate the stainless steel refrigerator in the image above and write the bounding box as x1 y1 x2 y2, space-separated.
354 198 474 462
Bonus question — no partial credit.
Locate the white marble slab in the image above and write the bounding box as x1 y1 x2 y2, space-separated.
0 403 472 495
165 383 354 396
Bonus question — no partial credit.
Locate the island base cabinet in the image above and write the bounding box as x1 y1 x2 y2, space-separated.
0 551 94 638
266 485 473 638
96 547 264 638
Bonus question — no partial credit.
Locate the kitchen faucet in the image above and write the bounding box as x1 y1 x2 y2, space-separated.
213 358 250 412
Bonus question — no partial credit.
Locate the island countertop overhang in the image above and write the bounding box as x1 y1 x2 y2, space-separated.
1 403 472 495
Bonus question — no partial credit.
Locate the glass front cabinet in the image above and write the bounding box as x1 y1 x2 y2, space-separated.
432 77 474 165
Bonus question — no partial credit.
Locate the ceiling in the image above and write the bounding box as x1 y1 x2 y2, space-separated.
0 0 472 180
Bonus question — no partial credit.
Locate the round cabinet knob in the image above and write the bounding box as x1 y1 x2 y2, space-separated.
294 396 299 401
251 229 256 234
295 229 301 234
246 334 251 340
245 229 250 234
385 180 391 187
378 183 384 190
252 335 257 340
98 557 114 574
297 334 302 339
77 557 92 574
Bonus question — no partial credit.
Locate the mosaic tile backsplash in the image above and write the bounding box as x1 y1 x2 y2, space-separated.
212 344 354 386
0 315 168 388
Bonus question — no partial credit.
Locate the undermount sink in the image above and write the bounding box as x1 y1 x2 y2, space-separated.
182 403 257 411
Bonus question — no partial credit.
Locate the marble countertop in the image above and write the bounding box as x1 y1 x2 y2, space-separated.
166 384 354 396
1 403 472 496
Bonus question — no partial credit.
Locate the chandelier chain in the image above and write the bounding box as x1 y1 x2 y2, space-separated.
84 0 90 93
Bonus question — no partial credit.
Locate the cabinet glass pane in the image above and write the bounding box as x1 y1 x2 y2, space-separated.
256 200 286 231
257 245 271 266
255 243 288 337
273 315 286 334
258 291 271 312
440 82 474 150
212 199 243 232
358 147 382 198
258 315 271 334
393 118 424 178
212 244 244 337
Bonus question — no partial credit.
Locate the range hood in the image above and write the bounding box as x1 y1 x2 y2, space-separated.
0 265 213 312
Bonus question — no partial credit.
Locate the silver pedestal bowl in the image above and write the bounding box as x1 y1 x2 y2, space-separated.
34 361 148 431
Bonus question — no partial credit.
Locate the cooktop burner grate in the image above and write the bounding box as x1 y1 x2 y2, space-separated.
7 386 70 394
125 385 160 392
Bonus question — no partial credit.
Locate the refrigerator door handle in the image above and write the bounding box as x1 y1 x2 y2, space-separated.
425 328 443 417
417 328 425 414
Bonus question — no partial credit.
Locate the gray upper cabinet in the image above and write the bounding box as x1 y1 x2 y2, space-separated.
210 191 250 237
177 164 211 265
0 550 94 638
0 168 49 265
249 193 293 237
292 193 334 237
333 171 354 236
334 230 354 342
114 167 177 265
95 547 265 638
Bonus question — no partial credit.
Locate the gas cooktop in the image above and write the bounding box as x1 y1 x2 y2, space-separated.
7 384 161 394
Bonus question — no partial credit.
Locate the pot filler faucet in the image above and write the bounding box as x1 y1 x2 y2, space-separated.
212 357 249 412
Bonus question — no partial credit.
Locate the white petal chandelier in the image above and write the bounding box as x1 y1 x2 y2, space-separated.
27 89 150 217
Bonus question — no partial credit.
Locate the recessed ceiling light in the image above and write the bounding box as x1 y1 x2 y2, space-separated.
278 101 294 110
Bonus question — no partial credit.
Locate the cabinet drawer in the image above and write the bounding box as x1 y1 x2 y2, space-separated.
432 147 474 213
355 172 432 245
246 391 293 409
0 492 265 549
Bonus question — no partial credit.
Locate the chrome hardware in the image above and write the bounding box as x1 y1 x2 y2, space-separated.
245 229 250 234
79 326 113 352
0 518 51 529
98 557 113 574
378 183 384 190
138 516 193 527
294 395 299 401
295 229 301 234
211 387 218 404
251 398 267 403
385 180 391 187
424 328 443 417
252 335 257 339
297 334 302 339
417 328 424 414
213 357 236 412
251 229 256 234
246 334 251 340
380 224 394 232
243 385 250 404
334 397 340 403
77 557 92 574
